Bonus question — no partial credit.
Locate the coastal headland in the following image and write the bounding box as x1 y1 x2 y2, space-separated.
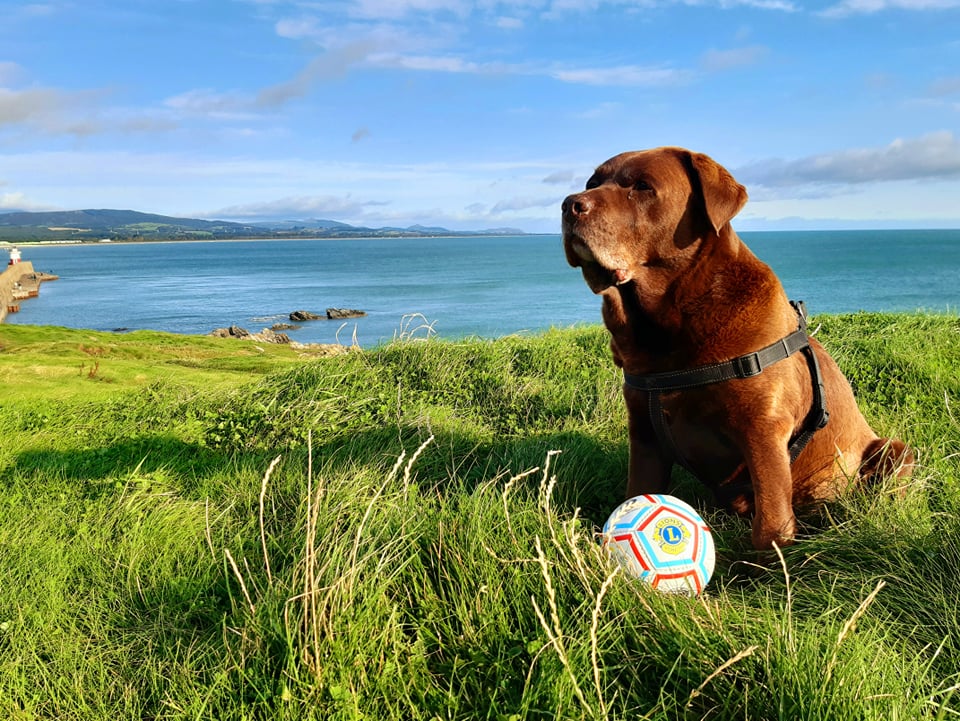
0 260 58 324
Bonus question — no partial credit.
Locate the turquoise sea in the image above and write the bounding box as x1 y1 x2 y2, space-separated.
5 230 959 348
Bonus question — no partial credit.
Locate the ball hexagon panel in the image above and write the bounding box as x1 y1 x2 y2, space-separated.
602 494 716 595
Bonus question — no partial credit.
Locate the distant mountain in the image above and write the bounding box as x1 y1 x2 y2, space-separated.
0 209 258 241
0 209 529 242
406 224 454 234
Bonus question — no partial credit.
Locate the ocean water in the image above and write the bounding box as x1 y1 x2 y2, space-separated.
5 230 959 348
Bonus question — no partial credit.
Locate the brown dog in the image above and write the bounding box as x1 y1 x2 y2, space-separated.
562 146 913 549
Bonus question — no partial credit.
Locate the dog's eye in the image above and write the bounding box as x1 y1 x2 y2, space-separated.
633 180 653 192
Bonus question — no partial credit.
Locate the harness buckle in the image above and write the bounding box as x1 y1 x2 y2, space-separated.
733 352 763 378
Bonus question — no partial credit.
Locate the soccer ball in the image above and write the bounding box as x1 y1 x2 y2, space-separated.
601 494 716 595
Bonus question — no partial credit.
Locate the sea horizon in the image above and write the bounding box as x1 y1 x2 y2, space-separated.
5 229 959 348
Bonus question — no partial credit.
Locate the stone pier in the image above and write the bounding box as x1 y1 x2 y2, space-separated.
1 260 58 323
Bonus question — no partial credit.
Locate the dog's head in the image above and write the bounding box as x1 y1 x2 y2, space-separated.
561 147 747 294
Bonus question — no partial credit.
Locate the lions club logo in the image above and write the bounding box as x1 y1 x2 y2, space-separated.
655 518 690 555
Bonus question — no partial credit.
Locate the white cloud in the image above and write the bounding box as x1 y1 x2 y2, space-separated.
575 101 623 119
113 115 179 133
366 52 695 87
544 0 799 11
255 36 693 90
820 0 960 16
0 86 125 137
369 53 486 73
490 195 561 212
163 89 255 118
736 131 960 188
0 191 56 211
700 45 769 72
929 75 960 96
0 62 25 85
740 178 960 228
257 40 384 106
0 81 179 137
209 195 389 220
542 170 575 184
0 87 62 125
274 16 323 40
19 4 57 17
261 0 790 93
350 0 472 19
550 64 693 86
320 0 804 17
2 2 57 26
0 148 571 230
712 0 797 9
253 0 802 38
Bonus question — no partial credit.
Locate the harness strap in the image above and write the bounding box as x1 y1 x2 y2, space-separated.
789 331 830 462
624 301 830 471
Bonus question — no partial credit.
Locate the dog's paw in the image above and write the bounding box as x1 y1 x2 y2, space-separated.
751 515 797 550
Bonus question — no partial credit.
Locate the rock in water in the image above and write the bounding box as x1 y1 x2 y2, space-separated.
209 325 251 338
326 308 366 319
209 325 290 343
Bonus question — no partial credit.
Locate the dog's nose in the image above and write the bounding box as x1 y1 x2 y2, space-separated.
562 192 594 218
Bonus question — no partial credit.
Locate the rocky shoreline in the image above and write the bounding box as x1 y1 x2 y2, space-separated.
0 254 362 357
207 308 367 355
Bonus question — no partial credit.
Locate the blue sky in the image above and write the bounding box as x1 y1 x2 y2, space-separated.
1 0 959 232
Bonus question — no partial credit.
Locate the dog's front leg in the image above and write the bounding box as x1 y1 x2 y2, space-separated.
625 392 672 497
743 442 797 549
626 439 672 498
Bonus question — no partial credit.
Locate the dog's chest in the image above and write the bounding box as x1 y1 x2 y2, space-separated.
635 389 743 483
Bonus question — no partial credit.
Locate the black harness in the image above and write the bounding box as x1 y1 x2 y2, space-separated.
623 301 830 473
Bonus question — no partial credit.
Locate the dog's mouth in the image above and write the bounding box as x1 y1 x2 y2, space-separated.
565 234 633 293
580 263 633 293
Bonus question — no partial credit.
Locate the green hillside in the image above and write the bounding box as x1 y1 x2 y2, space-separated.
2 315 959 719
0 209 527 242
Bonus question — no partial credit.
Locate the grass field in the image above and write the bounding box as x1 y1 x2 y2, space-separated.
1 314 959 720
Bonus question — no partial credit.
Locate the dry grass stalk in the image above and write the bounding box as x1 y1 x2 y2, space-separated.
259 454 282 585
824 579 887 687
836 579 886 648
531 535 590 713
686 645 759 708
402 435 434 497
772 541 796 654
224 548 256 615
590 565 619 717
501 466 539 541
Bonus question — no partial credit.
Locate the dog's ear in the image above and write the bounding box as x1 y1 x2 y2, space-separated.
686 151 748 234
